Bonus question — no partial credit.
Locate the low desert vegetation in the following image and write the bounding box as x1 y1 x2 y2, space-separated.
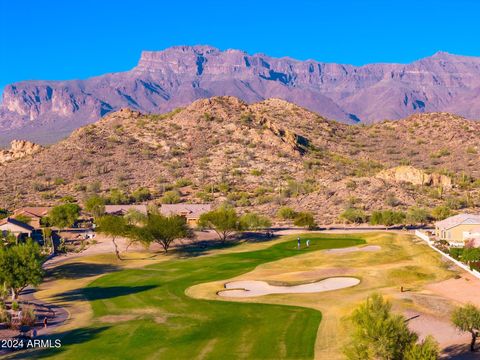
345 293 439 359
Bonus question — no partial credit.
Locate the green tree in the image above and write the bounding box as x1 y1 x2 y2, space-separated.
277 207 298 220
451 304 480 352
345 293 438 359
239 213 272 231
431 205 452 221
96 215 130 260
0 240 44 300
199 206 242 242
85 195 106 218
48 203 81 229
135 214 190 253
340 208 367 224
293 212 317 230
406 207 431 225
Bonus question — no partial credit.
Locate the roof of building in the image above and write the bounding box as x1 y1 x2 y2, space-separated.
160 204 212 219
14 207 51 218
104 205 148 215
435 214 480 230
0 217 35 232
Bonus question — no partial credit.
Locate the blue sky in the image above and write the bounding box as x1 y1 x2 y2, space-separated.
1 0 480 95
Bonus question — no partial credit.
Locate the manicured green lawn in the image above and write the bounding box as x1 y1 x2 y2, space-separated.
37 234 365 359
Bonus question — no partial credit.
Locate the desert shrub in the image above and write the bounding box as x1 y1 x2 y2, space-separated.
107 189 130 205
175 178 193 188
449 247 463 260
196 191 213 202
256 195 274 205
131 187 151 203
161 190 181 204
340 208 367 224
88 181 102 193
54 178 66 186
406 207 430 224
20 304 36 327
250 169 263 176
277 207 297 220
293 212 317 229
369 210 406 226
346 180 357 190
0 308 10 323
431 205 452 220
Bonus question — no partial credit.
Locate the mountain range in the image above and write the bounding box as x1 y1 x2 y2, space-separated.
2 46 480 145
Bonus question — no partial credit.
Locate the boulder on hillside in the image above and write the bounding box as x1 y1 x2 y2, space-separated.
376 165 452 189
0 140 43 165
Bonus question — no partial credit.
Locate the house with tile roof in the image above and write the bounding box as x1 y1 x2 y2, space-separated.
13 207 51 229
435 213 480 246
160 204 212 227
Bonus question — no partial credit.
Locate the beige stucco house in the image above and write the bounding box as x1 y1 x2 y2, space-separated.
0 217 35 239
435 214 480 247
160 204 212 227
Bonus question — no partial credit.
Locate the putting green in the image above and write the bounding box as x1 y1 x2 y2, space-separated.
33 234 364 359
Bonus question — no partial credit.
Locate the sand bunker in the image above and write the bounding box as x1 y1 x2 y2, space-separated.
324 245 381 254
218 277 360 298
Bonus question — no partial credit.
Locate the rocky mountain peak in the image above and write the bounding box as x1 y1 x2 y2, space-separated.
3 46 480 145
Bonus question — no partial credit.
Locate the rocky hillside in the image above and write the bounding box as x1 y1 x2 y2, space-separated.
1 97 479 223
3 46 480 144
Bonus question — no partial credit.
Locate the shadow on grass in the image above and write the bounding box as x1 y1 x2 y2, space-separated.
54 285 156 302
443 344 479 359
3 326 110 359
176 239 238 257
46 262 121 279
176 232 280 257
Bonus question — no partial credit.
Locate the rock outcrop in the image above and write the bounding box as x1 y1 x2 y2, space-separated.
376 166 452 189
3 46 480 144
0 140 42 165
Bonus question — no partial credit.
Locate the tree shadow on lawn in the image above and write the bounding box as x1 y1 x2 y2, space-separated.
3 326 110 359
176 239 238 257
46 262 121 280
53 285 156 302
176 232 280 258
443 344 479 360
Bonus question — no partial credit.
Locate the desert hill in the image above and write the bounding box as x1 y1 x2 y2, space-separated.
0 96 479 223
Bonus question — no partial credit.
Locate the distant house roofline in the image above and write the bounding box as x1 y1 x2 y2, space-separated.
160 203 212 219
0 217 35 232
104 205 148 215
435 213 480 230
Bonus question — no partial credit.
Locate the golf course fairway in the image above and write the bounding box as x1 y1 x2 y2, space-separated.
32 234 365 359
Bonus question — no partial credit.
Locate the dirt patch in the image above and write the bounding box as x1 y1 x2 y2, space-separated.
324 245 381 254
426 274 480 307
98 315 137 323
